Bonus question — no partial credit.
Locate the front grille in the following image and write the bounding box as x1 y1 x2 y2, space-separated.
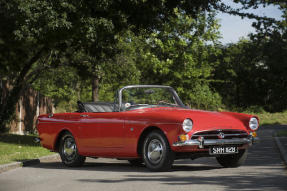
191 129 248 140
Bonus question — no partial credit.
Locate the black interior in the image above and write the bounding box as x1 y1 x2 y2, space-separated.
77 101 114 113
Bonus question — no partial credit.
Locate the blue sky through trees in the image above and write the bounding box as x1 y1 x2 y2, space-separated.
217 1 283 44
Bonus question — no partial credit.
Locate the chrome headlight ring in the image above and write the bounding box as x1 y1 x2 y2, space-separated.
249 117 259 130
182 119 193 133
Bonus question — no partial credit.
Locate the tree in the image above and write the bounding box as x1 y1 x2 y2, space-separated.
213 39 263 109
0 0 283 132
0 0 206 131
213 2 287 112
250 2 287 112
136 9 222 109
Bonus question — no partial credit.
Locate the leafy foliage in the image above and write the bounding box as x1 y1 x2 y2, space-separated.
0 0 215 131
136 9 222 109
0 0 286 132
213 3 287 112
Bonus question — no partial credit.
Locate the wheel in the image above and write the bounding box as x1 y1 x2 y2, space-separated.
128 159 143 166
59 132 86 167
216 149 248 168
143 130 174 171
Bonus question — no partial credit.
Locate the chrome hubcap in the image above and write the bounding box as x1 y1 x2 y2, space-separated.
147 139 163 164
63 137 76 160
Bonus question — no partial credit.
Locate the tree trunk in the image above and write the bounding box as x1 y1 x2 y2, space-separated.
92 76 99 102
0 48 46 132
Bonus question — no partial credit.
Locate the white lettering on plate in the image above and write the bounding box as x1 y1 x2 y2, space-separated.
212 147 236 154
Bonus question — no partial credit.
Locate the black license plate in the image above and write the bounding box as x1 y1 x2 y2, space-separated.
209 146 238 155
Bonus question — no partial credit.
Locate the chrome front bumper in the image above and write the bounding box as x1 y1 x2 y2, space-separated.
34 137 41 143
173 135 259 148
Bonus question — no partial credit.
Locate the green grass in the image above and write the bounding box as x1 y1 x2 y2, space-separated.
239 110 287 126
0 134 53 165
254 111 287 126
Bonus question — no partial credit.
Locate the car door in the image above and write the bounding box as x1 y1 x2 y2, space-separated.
77 113 102 155
78 112 125 155
93 112 125 148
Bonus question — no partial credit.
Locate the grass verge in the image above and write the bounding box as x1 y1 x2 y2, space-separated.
244 111 287 126
0 134 53 165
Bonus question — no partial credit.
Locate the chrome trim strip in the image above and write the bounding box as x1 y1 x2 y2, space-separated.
192 129 246 134
192 133 247 137
173 137 254 147
38 121 181 126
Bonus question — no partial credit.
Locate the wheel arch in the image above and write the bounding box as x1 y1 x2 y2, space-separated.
137 126 168 157
54 129 72 152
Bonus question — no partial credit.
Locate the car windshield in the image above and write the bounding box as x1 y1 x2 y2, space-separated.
120 86 184 110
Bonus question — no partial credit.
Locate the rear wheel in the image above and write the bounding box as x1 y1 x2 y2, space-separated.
143 130 174 171
216 149 248 168
59 132 86 167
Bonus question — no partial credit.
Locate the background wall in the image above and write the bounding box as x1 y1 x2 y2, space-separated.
1 80 53 134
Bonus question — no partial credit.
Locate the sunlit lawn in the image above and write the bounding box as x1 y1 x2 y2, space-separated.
241 110 287 126
241 110 287 136
0 134 53 165
255 111 287 126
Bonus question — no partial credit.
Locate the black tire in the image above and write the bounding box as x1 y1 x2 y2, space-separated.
128 159 143 166
142 130 174 171
216 149 248 168
59 132 86 167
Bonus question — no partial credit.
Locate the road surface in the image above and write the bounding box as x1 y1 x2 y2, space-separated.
0 126 286 191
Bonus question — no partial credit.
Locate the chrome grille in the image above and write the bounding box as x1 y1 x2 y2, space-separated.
191 129 248 140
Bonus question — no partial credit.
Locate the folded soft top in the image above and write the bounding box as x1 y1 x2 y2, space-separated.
77 101 114 112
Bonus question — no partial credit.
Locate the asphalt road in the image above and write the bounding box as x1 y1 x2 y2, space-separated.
0 126 287 191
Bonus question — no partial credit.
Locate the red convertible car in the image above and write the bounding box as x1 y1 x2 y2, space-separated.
36 85 259 171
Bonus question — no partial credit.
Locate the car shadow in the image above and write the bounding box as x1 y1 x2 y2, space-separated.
26 159 222 173
76 173 287 191
24 156 287 191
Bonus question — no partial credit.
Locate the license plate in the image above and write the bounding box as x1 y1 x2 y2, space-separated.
209 146 238 155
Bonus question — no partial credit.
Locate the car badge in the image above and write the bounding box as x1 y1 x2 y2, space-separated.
218 132 225 139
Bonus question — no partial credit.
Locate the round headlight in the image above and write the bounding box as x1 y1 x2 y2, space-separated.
249 117 259 130
182 119 193 133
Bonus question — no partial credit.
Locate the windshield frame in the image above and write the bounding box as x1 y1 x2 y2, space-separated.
117 85 185 112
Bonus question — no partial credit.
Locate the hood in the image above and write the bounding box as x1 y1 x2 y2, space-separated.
130 107 252 133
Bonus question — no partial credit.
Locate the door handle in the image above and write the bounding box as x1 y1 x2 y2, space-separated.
80 114 89 117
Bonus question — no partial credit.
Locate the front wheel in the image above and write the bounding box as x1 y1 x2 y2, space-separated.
143 130 174 171
59 132 86 167
216 149 248 168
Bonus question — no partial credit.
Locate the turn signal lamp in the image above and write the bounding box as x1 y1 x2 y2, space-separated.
251 132 257 137
179 134 189 142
